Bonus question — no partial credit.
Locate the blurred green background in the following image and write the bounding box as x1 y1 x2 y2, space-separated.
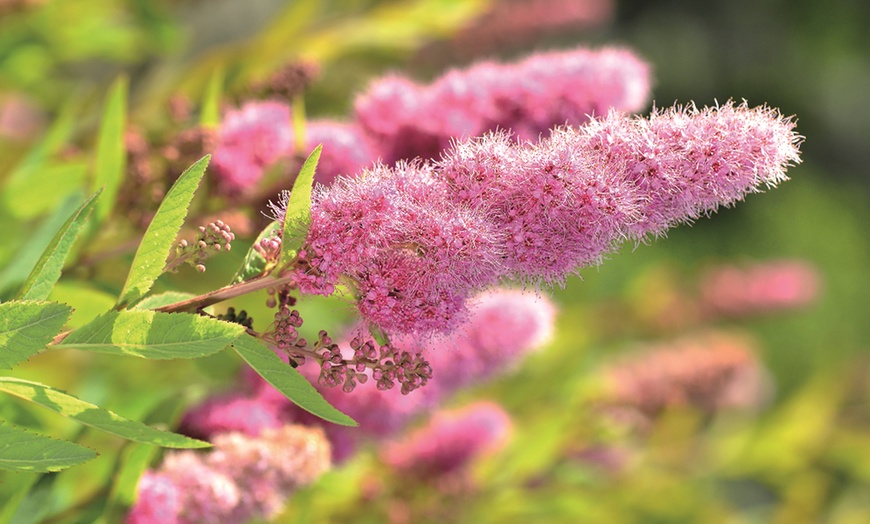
1 0 869 522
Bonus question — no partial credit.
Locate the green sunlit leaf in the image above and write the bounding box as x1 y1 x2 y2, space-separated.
117 155 210 307
55 310 243 359
232 334 356 427
0 424 96 473
92 76 128 224
280 145 321 268
16 190 101 301
0 301 71 369
0 378 210 448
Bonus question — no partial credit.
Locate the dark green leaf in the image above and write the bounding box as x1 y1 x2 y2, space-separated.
0 423 96 473
0 378 210 448
55 310 243 359
117 155 210 306
16 190 101 301
0 301 72 369
231 221 281 283
280 145 321 267
232 334 356 426
92 76 128 225
2 473 57 524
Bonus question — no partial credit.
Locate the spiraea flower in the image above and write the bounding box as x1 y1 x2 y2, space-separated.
698 259 821 317
299 162 503 334
381 401 512 479
291 101 800 335
128 425 331 524
578 101 802 238
602 330 767 424
355 46 651 163
179 393 284 440
212 101 293 194
306 120 376 186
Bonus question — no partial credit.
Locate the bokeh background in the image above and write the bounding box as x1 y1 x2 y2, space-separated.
1 0 869 522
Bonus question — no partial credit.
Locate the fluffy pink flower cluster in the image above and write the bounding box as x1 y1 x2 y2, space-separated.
210 47 651 193
381 401 512 479
356 47 651 162
699 259 821 317
127 425 331 524
296 102 801 335
211 102 373 193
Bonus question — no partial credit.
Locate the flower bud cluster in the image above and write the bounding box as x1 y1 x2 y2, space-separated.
317 335 433 395
170 220 234 273
215 307 253 329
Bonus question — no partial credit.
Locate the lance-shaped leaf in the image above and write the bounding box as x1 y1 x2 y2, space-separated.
280 145 321 268
231 221 281 284
232 334 356 426
16 190 101 301
92 76 128 225
0 423 96 473
132 291 197 311
0 472 57 524
201 67 224 129
117 155 210 307
0 301 72 369
55 310 243 359
0 195 81 297
0 378 210 448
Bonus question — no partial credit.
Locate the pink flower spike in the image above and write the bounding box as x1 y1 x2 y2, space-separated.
212 101 292 193
382 401 512 479
179 393 284 440
126 472 181 524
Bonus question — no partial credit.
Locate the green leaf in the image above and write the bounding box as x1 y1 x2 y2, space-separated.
0 423 96 473
2 161 89 221
16 190 101 301
232 335 356 426
92 76 128 225
132 291 197 310
200 67 224 129
0 378 210 448
1 473 57 524
280 145 321 268
55 310 243 359
0 301 72 369
231 221 281 284
0 195 82 297
117 155 210 307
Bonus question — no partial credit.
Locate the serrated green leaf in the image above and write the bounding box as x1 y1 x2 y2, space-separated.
117 155 210 306
0 195 81 297
232 334 356 426
92 76 128 224
16 190 101 301
0 378 210 449
280 145 321 268
132 291 197 310
200 67 224 129
55 310 243 359
0 301 72 369
0 423 96 473
232 221 282 284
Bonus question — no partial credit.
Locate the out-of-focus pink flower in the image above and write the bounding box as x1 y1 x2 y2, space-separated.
602 330 768 425
212 101 293 193
126 472 181 524
355 46 651 163
699 259 821 317
307 120 376 186
179 393 284 440
381 401 512 479
128 425 331 524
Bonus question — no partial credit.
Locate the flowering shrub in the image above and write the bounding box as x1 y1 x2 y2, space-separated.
0 3 826 523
